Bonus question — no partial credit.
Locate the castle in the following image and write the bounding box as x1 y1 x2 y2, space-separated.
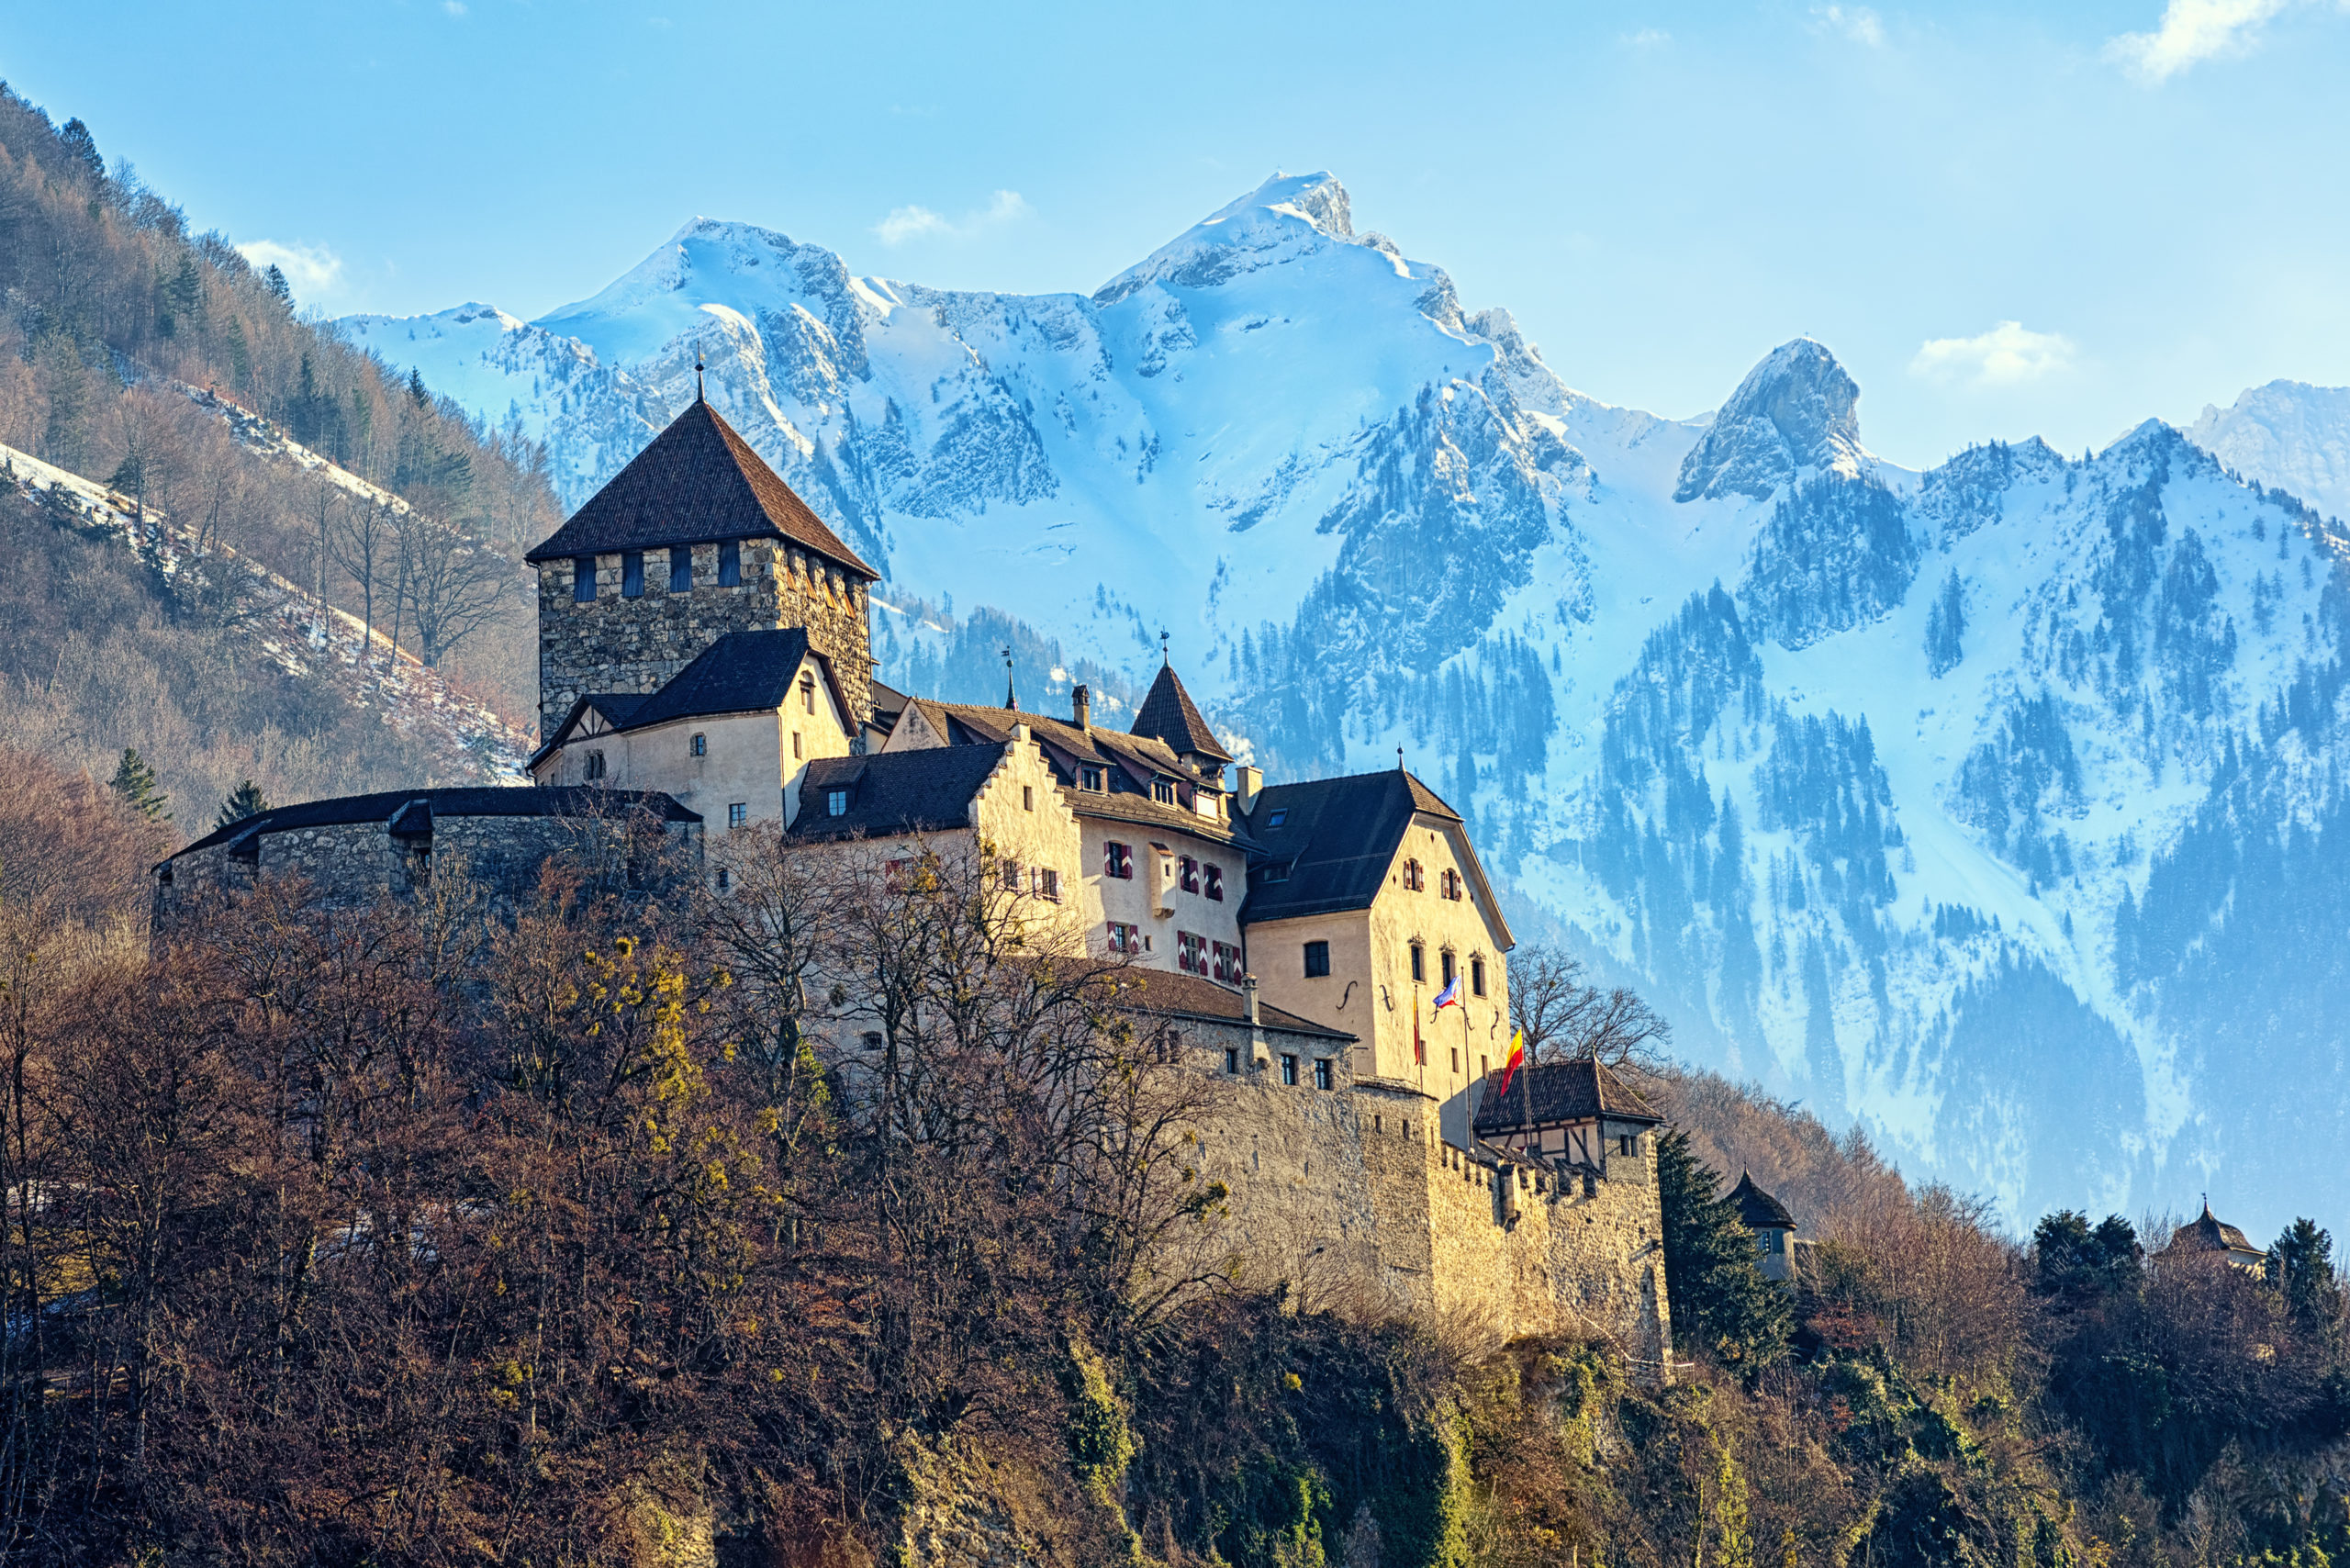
153 392 1674 1370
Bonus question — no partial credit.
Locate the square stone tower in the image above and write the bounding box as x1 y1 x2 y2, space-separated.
523 395 879 736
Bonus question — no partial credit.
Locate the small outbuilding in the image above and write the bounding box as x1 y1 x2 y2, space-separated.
1728 1170 1799 1282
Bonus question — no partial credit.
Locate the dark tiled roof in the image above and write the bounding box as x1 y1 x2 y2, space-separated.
1131 664 1233 763
524 398 878 578
529 692 656 769
1107 969 1354 1043
167 787 699 859
2167 1204 2265 1260
781 746 1005 843
1239 769 1465 923
868 678 910 723
901 700 1247 846
618 630 844 733
1471 1058 1662 1138
1727 1171 1796 1230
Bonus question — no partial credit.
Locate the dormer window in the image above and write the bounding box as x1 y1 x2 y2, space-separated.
1152 779 1176 805
669 545 693 592
1081 766 1104 791
1264 808 1287 829
826 788 849 817
621 551 645 598
573 557 597 602
718 539 742 587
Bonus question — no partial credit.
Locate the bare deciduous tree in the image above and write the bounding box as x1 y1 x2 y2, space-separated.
1508 945 1672 1072
395 510 509 666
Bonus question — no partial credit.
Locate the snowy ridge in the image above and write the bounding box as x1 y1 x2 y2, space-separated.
341 175 2350 1232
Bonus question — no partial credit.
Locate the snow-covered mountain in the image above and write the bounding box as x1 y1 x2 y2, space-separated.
2189 379 2350 529
338 174 2350 1236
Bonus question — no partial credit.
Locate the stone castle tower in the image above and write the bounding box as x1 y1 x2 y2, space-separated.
522 395 881 735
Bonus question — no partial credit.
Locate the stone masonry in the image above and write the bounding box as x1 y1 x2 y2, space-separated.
537 539 874 736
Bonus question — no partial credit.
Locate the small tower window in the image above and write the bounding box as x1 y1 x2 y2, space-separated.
669 545 693 592
689 733 706 757
621 551 644 598
1304 940 1330 978
573 556 597 601
718 540 742 587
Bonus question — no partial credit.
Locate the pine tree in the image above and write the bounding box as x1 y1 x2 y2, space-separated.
108 748 170 822
1657 1129 1791 1372
408 366 431 409
214 780 271 831
263 263 293 304
57 117 103 184
1925 568 1966 678
2267 1218 2344 1343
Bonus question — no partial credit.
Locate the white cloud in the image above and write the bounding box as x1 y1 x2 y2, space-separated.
236 239 344 305
1811 5 1885 45
1909 321 2077 386
1620 28 1670 49
874 189 1034 247
2107 0 2295 82
442 0 466 14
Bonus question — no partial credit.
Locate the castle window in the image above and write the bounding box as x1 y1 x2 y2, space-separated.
1450 1048 1460 1074
1179 856 1200 893
792 732 802 759
827 789 849 817
1409 942 1426 983
1107 921 1139 953
1035 868 1060 902
1472 956 1487 997
1304 940 1330 978
1081 765 1104 791
727 802 748 830
573 556 597 601
718 540 742 587
621 551 644 598
1212 940 1239 983
715 867 731 892
1404 858 1424 891
1618 1134 1637 1157
1225 1047 1240 1074
1440 869 1463 902
1204 865 1224 901
800 674 815 714
669 545 693 592
1281 1054 1299 1086
1002 859 1023 891
1152 778 1176 804
690 733 706 757
1441 950 1456 989
583 750 606 780
1104 841 1134 879
1023 786 1035 812
1178 931 1206 974
1315 1058 1334 1091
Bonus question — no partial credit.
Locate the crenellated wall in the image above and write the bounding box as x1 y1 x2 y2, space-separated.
537 539 874 734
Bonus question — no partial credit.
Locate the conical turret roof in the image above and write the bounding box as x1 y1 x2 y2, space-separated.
1131 663 1231 764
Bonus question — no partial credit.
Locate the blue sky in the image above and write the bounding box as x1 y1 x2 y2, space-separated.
5 0 2347 468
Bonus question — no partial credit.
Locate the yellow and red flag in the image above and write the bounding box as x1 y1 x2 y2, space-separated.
1494 1029 1527 1099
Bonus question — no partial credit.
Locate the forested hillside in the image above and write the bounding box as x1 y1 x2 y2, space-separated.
0 84 555 830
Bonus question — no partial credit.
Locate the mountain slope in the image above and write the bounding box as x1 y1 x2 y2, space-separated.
340 177 2350 1235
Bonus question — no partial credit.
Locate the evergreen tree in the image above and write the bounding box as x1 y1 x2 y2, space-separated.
214 779 270 831
263 263 293 304
108 748 170 822
1925 568 1966 678
408 366 431 409
1657 1129 1791 1372
57 116 102 184
2267 1218 2344 1342
2031 1210 2141 1301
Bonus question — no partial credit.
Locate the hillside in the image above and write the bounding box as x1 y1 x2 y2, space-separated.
0 83 555 807
344 174 2350 1236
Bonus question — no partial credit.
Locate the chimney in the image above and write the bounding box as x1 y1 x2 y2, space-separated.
1243 971 1267 1068
1236 765 1263 815
1072 683 1091 732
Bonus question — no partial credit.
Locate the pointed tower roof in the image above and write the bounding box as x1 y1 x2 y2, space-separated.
526 398 878 577
1131 663 1232 764
1728 1170 1795 1231
2166 1202 2266 1266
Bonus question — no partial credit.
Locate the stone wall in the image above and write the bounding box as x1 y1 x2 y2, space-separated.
1184 1046 1673 1378
537 539 875 734
155 812 701 933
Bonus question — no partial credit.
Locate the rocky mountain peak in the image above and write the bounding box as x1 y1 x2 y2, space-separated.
1092 171 1355 305
1673 337 1865 503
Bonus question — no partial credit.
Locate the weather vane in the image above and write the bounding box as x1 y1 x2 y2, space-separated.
1159 628 1170 666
